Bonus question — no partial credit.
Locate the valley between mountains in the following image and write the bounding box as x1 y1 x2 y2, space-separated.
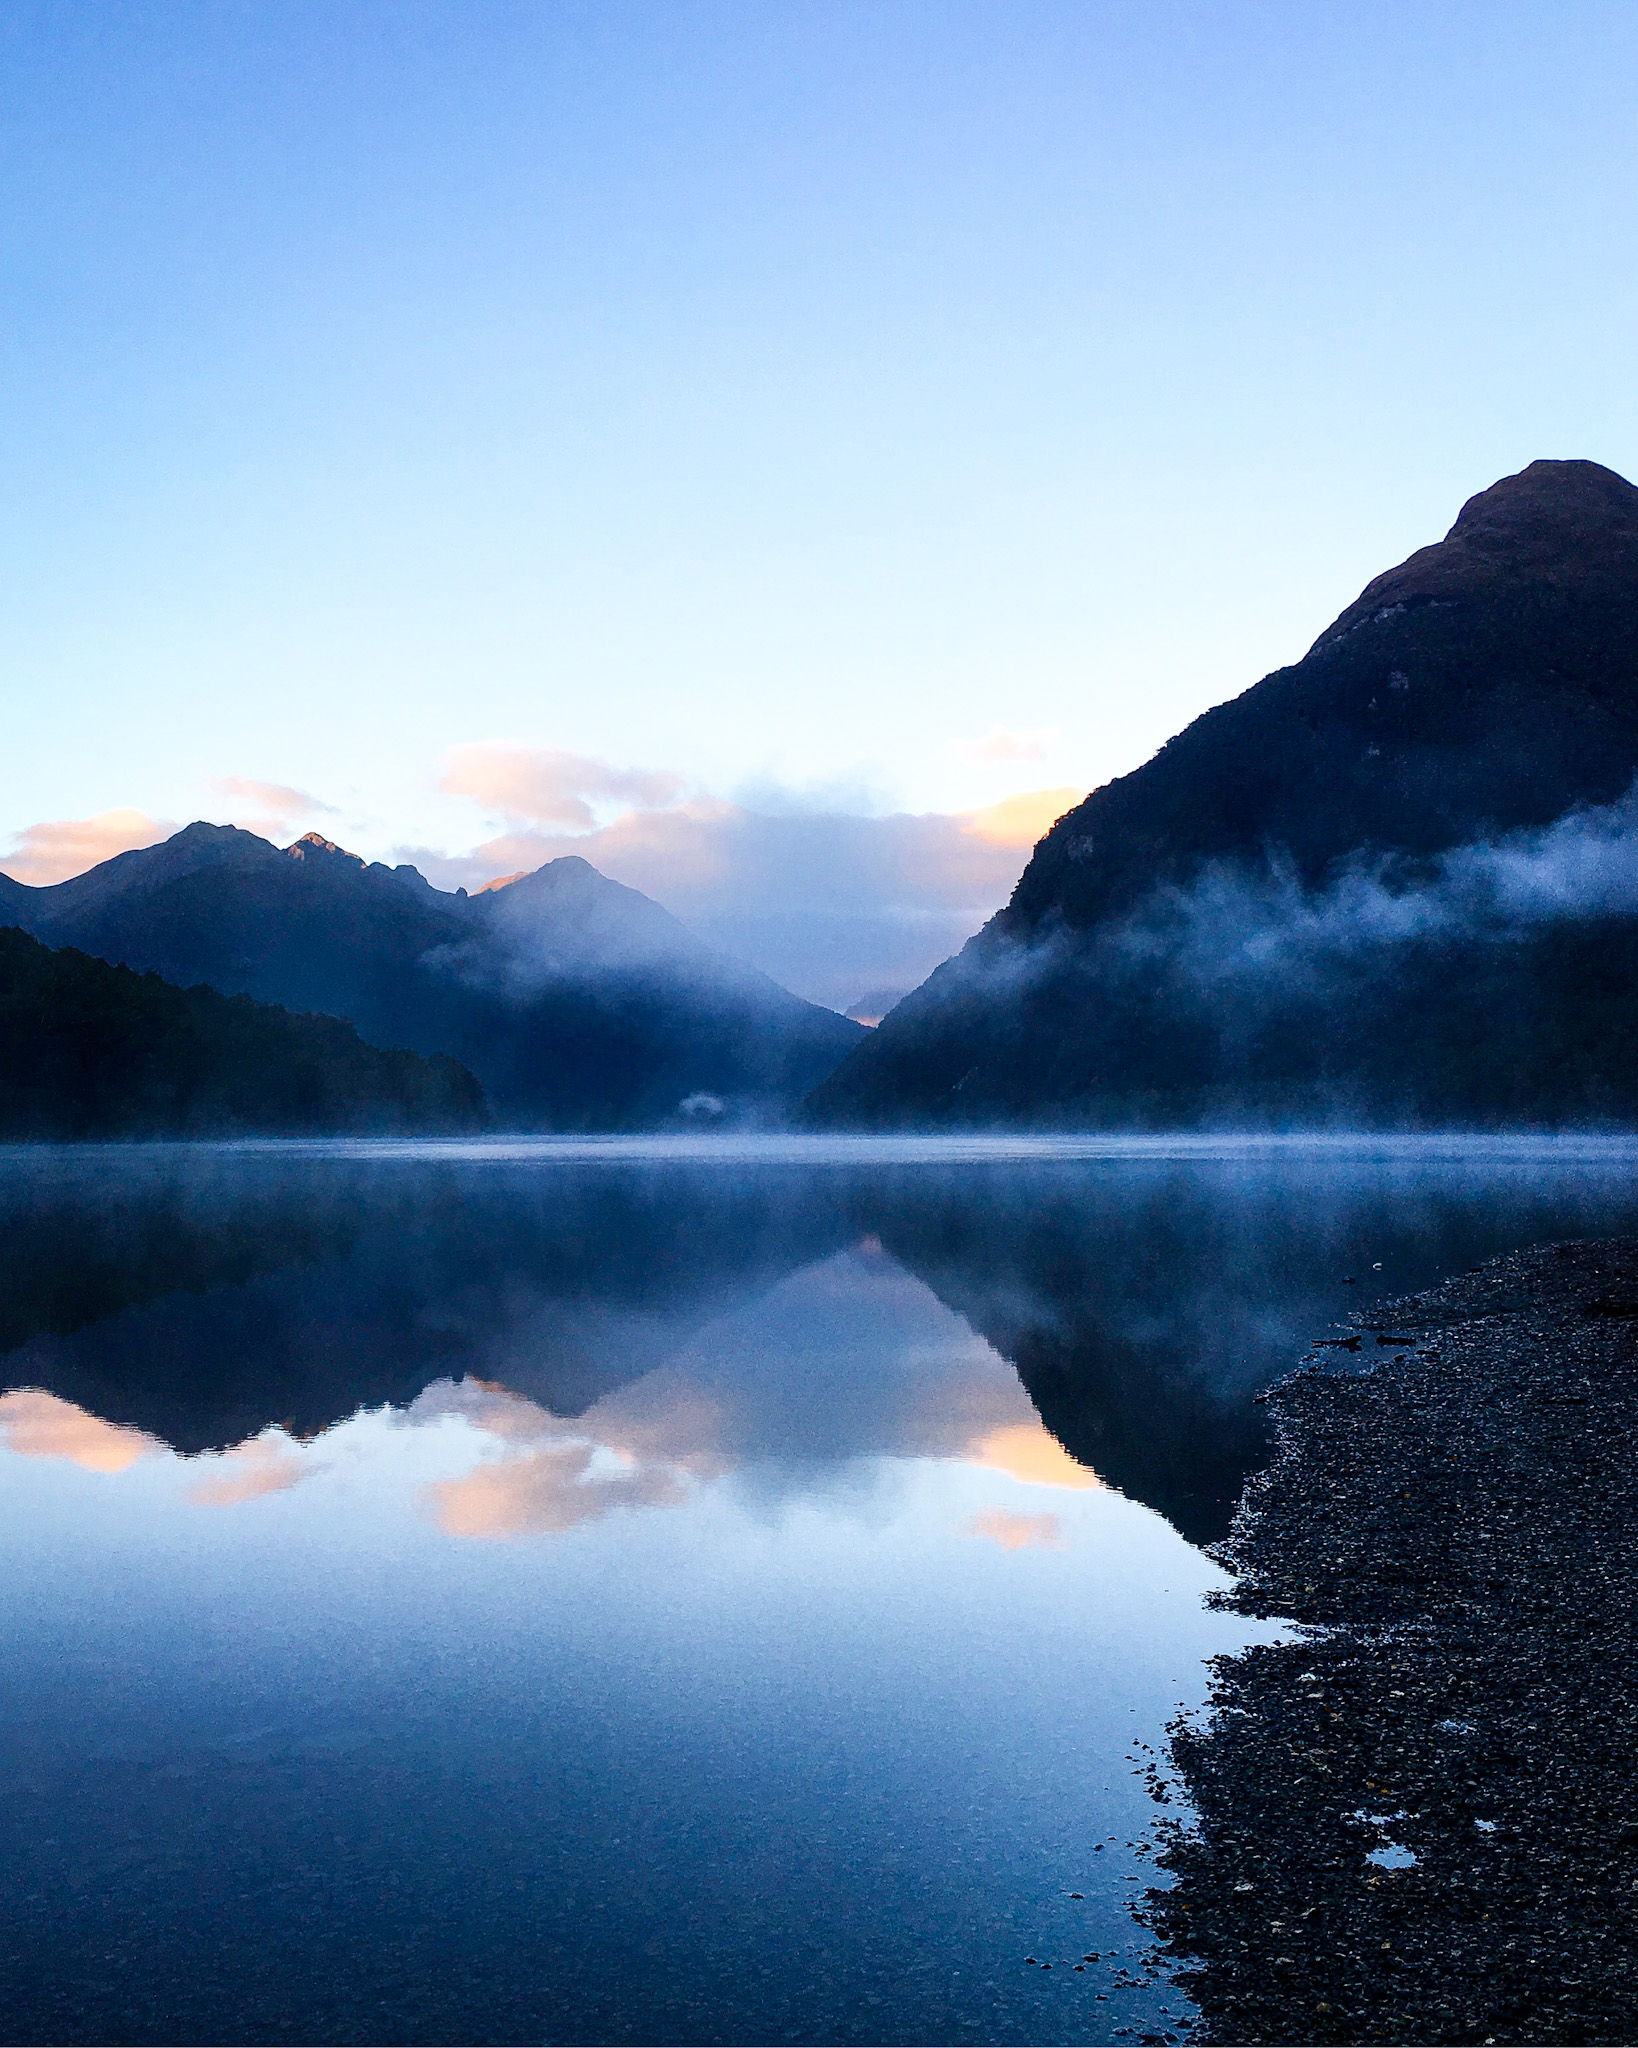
8 457 1638 1136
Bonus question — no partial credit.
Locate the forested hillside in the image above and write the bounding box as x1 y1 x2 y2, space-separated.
0 926 486 1138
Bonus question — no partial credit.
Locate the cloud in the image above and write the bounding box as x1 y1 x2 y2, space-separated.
428 1441 689 1538
952 726 1062 766
0 1389 159 1472
963 788 1086 847
967 1508 1067 1551
965 1420 1101 1490
1 782 341 884
409 1375 729 1475
0 808 175 887
412 1377 717 1540
210 777 337 840
185 1430 311 1507
440 744 686 832
404 760 1087 1011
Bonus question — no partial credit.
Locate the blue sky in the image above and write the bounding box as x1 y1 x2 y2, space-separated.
3 1 1636 1005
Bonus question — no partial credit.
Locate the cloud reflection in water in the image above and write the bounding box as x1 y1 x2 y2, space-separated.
186 1431 313 1506
0 1388 158 1472
412 1246 1104 1542
967 1508 1067 1552
0 1243 1108 1544
0 1388 318 1507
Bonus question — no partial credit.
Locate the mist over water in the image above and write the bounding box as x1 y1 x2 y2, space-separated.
4 1134 1638 2045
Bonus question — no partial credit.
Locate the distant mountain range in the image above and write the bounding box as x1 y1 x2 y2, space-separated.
0 925 484 1138
810 459 1638 1127
1 828 862 1128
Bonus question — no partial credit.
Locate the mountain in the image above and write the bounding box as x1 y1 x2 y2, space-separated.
0 925 485 1138
2 828 863 1127
0 1155 859 1453
809 459 1638 1127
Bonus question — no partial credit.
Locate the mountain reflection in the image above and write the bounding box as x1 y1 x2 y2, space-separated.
0 1249 1099 1542
0 1388 322 1505
420 1246 1095 1538
6 1142 1637 1549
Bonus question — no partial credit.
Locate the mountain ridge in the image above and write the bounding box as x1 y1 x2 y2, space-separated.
0 924 486 1138
3 825 863 1127
809 458 1638 1128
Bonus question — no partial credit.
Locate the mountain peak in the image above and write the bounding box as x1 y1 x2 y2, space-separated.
810 458 1638 1128
1329 458 1638 638
175 820 264 847
286 832 365 869
1450 456 1638 535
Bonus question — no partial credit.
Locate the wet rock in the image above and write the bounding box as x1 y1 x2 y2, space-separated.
1149 1239 1638 2044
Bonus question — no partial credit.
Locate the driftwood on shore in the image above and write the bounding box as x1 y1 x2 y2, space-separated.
1149 1239 1638 2046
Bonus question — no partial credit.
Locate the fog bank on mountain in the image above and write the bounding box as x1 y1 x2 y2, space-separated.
810 460 1638 1128
2 828 862 1129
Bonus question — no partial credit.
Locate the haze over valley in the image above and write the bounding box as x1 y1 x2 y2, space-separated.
11 458 1638 1135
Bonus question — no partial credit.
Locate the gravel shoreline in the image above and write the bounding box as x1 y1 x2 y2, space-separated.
1147 1238 1638 2045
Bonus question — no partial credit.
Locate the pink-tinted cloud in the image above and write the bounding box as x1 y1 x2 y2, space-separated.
952 726 1062 766
411 1245 1099 1540
185 1431 311 1507
399 774 1086 1012
965 1419 1102 1490
967 1508 1067 1552
1 808 176 886
428 1441 689 1538
0 1389 161 1472
440 744 686 832
963 787 1086 848
414 1374 726 1539
210 777 337 840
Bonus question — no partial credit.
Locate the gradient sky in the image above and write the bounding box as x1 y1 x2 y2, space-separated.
3 1 1637 1002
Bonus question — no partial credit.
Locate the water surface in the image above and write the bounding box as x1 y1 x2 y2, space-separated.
4 1134 1637 2045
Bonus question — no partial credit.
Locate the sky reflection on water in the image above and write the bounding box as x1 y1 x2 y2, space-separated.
5 1135 1638 2046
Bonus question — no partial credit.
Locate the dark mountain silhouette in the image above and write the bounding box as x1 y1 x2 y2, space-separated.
0 1156 861 1452
809 459 1638 1127
12 1143 1637 1544
0 925 485 1138
865 1181 1280 1544
0 1145 1310 1539
3 826 863 1127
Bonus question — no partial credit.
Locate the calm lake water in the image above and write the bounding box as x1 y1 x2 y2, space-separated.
4 1133 1638 2047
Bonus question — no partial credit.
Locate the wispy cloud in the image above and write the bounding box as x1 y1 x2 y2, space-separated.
405 748 1086 1011
0 1389 159 1472
414 1379 708 1540
440 743 686 832
185 1430 313 1507
428 1441 689 1538
1 783 341 884
0 808 175 887
967 1508 1067 1551
210 777 338 841
951 725 1062 766
1104 779 1638 1000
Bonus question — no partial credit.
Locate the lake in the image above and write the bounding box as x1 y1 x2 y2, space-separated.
4 1134 1638 2046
